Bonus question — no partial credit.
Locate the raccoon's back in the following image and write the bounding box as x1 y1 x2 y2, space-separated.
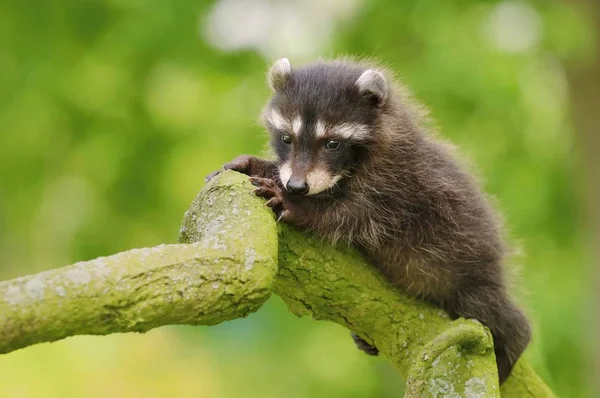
361 135 506 264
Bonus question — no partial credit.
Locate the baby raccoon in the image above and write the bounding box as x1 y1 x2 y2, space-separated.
206 58 531 384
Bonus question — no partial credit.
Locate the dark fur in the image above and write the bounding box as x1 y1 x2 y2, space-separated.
208 58 531 384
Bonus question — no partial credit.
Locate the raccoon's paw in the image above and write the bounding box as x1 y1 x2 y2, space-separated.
351 333 379 356
205 155 255 183
249 177 291 222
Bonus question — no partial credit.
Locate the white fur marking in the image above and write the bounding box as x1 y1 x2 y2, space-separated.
315 120 327 138
268 58 292 91
306 168 342 195
268 110 289 131
271 58 291 78
291 117 303 136
330 123 370 140
279 162 292 187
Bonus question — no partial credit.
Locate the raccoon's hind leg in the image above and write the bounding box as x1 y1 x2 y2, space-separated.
351 333 379 356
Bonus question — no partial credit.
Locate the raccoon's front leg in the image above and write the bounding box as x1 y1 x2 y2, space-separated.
249 177 293 222
205 155 277 182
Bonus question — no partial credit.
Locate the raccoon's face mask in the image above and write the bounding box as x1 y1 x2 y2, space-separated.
263 58 388 196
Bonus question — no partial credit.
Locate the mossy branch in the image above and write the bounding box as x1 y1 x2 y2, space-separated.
0 171 554 397
403 323 492 397
0 171 278 354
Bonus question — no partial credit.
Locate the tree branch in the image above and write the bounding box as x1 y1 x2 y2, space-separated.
403 323 492 397
1 171 278 354
0 171 554 397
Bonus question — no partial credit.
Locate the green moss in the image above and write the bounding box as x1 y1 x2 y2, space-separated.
0 172 279 354
0 171 555 397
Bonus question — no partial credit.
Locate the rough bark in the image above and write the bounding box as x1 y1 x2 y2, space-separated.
0 171 554 397
182 172 554 397
0 171 278 354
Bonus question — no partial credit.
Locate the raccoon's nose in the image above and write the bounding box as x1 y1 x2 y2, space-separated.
286 177 309 195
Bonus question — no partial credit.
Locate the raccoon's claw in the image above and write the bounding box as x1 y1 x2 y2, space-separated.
265 196 283 207
351 333 379 356
251 178 281 201
249 177 290 221
249 176 277 188
277 209 292 222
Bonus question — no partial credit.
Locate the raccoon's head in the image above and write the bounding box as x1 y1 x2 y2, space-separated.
262 58 389 196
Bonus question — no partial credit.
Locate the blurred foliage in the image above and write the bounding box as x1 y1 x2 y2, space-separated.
0 0 596 397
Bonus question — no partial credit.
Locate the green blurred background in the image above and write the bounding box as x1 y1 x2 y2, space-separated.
0 0 597 397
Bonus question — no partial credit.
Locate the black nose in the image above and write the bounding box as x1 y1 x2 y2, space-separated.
286 177 309 195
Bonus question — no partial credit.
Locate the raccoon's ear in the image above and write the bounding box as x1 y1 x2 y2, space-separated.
356 70 388 106
268 58 292 92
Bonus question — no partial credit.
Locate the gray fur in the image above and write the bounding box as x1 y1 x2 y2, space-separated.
210 58 531 384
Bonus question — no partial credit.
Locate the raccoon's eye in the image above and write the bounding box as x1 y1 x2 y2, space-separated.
325 140 340 150
281 134 292 145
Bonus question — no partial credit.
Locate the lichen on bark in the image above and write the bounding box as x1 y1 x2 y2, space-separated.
0 171 278 354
